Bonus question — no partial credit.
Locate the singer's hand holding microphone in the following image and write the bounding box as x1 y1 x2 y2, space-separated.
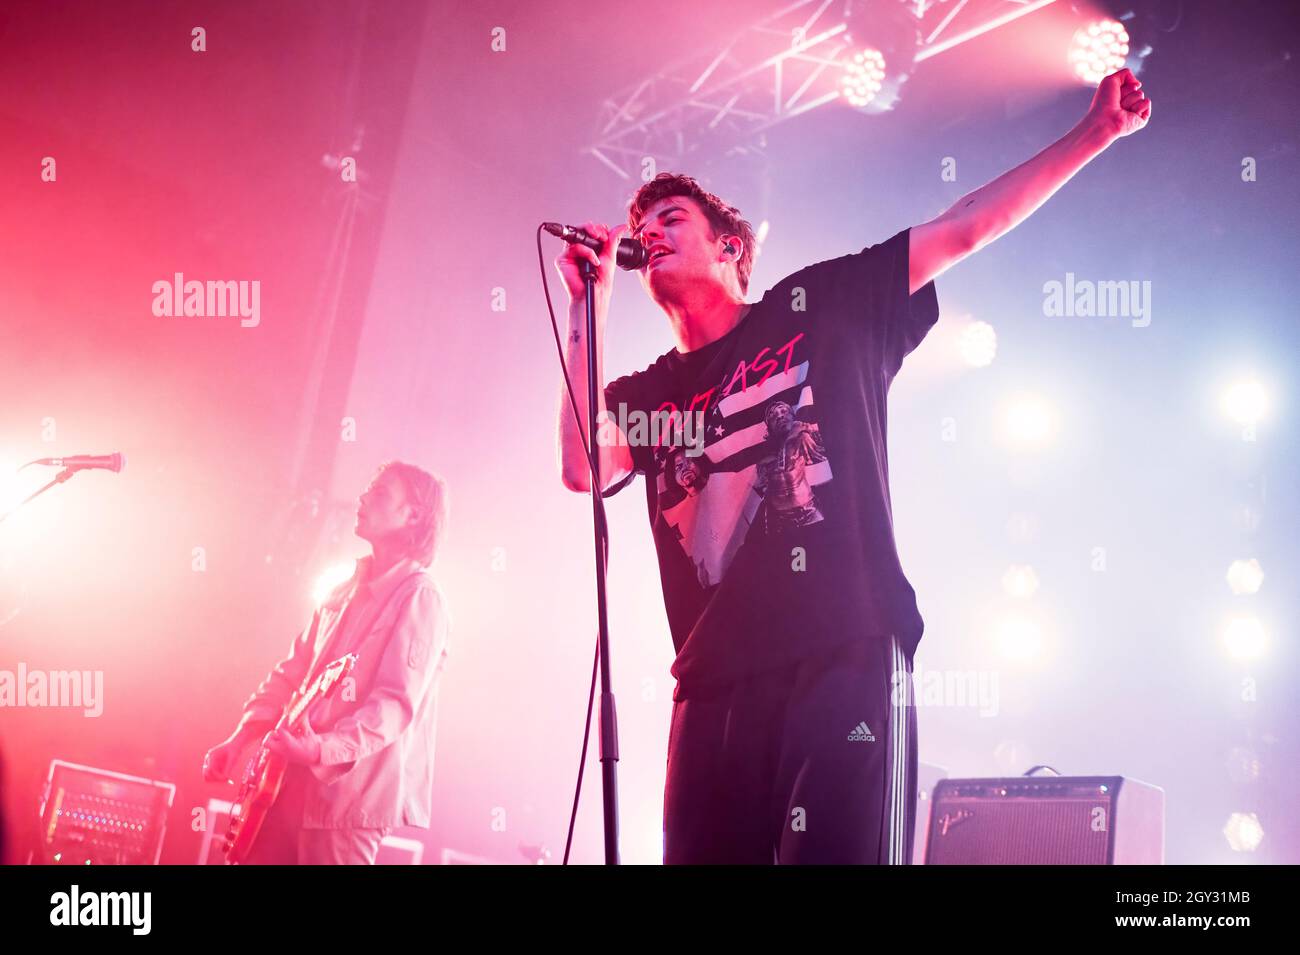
553 221 626 305
548 220 643 491
549 221 648 307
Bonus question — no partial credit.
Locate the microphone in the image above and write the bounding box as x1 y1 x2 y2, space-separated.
543 222 647 270
31 453 126 473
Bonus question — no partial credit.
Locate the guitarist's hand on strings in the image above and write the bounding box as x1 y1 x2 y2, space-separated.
265 714 323 766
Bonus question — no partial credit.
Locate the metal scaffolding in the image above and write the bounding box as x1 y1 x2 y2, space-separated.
586 0 1062 179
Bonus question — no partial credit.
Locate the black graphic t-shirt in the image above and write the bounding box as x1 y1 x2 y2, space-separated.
605 227 939 701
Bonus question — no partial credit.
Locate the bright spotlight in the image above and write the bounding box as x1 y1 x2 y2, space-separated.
0 456 65 532
840 48 887 107
1002 397 1055 445
0 459 23 517
959 321 997 367
1222 812 1264 853
1069 19 1130 85
995 615 1044 662
1225 559 1264 596
1001 564 1040 599
1221 380 1268 425
313 561 357 605
1223 617 1267 661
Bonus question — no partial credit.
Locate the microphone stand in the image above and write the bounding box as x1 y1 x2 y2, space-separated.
0 468 79 524
580 256 620 865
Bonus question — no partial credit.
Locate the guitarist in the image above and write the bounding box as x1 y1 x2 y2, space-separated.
202 461 450 864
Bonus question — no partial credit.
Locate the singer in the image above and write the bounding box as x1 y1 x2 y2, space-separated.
202 461 451 864
554 69 1150 864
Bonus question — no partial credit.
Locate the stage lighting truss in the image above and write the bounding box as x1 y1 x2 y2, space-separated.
587 0 1066 179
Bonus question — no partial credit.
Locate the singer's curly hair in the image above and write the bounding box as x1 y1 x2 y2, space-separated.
628 173 756 295
376 460 448 568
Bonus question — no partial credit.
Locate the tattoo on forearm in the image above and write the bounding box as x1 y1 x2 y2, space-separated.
570 330 582 344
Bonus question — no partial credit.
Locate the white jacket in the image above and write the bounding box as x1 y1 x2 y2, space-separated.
239 555 449 829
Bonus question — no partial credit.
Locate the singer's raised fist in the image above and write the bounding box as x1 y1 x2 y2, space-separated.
554 221 628 303
1083 67 1152 141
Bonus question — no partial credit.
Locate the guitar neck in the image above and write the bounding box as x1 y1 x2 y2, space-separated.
280 653 355 732
283 674 326 730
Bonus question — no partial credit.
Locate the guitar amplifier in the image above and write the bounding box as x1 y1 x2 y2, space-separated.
39 760 176 865
913 761 948 866
924 775 1164 865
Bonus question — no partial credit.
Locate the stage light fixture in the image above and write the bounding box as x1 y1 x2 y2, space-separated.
1222 812 1264 853
0 455 31 510
1002 396 1055 445
958 320 997 367
1225 558 1264 596
1001 564 1040 599
995 615 1044 662
1221 379 1268 426
1069 19 1130 84
840 47 888 107
1223 616 1267 661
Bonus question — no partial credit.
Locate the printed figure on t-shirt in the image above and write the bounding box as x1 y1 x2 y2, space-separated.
671 447 708 497
754 399 827 534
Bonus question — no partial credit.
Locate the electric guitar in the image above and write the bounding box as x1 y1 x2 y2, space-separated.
223 653 357 863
